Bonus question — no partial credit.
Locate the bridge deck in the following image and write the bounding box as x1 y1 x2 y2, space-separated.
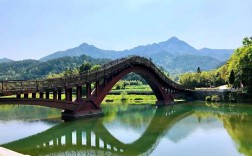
0 56 189 96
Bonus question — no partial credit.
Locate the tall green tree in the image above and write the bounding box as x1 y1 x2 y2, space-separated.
229 70 235 86
90 64 101 71
79 61 91 73
242 37 252 47
197 67 201 73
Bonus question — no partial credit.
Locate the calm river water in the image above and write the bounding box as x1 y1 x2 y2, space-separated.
0 102 252 156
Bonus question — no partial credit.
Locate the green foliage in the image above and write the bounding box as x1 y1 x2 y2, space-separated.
122 73 147 84
134 97 144 101
211 95 221 102
180 37 252 94
218 42 252 93
114 80 144 90
90 64 101 71
242 37 252 47
205 96 211 102
115 81 125 90
0 55 109 80
197 67 201 73
229 70 235 85
121 91 127 100
179 71 225 88
79 61 91 73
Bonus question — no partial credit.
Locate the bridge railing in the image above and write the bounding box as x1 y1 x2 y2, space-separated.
0 80 39 93
0 56 190 95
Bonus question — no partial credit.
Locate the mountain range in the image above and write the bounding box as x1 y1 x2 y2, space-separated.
1 37 234 76
39 37 234 75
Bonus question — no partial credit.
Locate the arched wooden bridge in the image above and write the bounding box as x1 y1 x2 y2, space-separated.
0 56 191 119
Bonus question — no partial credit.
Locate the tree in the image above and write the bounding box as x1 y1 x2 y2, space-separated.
90 64 101 71
79 61 91 73
242 37 252 47
64 68 73 77
229 70 235 86
197 67 201 73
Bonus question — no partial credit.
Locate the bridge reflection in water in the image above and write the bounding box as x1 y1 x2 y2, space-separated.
2 104 194 155
2 102 252 156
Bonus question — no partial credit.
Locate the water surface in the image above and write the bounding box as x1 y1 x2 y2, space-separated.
0 102 252 156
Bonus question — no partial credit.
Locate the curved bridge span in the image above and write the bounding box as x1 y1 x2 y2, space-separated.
0 56 191 119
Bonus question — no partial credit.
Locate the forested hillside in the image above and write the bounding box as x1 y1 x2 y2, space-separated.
180 37 252 94
0 55 109 80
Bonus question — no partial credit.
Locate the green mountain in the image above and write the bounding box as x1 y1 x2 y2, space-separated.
40 37 199 61
0 58 14 64
40 37 233 75
153 55 221 75
0 55 109 80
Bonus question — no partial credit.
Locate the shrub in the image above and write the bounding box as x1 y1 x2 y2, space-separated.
105 99 114 102
205 96 211 102
211 95 221 102
134 97 144 101
121 91 127 100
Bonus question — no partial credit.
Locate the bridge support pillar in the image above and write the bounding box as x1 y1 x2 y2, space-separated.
65 88 72 102
32 93 36 98
53 91 57 100
58 90 62 100
46 92 50 99
39 92 44 99
76 85 82 102
24 93 28 99
16 94 21 99
95 81 99 96
86 82 91 98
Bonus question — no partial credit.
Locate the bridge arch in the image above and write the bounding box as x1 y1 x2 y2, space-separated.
0 56 190 119
92 65 173 106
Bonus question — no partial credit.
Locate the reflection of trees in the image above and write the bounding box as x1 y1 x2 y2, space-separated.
3 103 252 155
222 113 252 156
2 104 193 156
195 103 252 156
0 105 61 120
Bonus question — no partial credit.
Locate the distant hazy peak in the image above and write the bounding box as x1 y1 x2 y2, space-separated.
167 36 180 42
199 47 235 51
0 58 14 63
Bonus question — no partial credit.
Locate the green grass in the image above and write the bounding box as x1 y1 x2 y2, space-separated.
103 94 157 105
112 85 152 92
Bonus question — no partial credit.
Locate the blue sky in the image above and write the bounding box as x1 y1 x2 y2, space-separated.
0 0 252 60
